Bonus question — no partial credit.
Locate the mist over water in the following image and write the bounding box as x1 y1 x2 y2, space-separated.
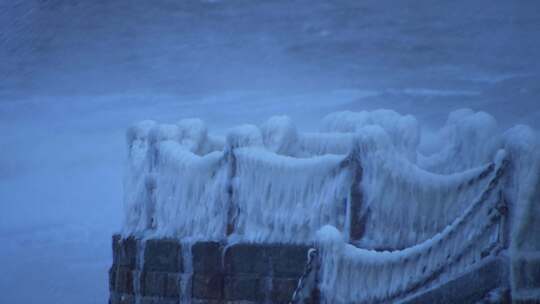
1 1 539 303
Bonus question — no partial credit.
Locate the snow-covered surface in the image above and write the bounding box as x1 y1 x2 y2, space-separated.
2 1 540 303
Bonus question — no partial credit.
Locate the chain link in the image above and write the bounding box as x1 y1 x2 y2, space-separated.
290 248 318 304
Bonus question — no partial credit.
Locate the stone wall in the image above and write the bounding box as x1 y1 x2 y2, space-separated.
109 235 319 304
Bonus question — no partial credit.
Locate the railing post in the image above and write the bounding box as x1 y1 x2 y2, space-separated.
225 148 238 236
497 190 510 250
348 149 366 243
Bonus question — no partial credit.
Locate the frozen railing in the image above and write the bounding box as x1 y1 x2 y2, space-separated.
315 154 510 303
122 110 536 249
119 109 540 304
122 120 359 242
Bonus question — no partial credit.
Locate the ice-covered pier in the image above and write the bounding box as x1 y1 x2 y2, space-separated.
109 110 540 304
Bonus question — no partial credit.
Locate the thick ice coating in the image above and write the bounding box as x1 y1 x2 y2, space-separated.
121 109 538 302
123 110 538 244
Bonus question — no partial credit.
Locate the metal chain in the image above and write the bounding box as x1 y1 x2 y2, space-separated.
290 248 318 304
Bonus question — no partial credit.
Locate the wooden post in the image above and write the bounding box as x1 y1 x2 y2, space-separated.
497 190 510 250
226 149 238 236
348 151 366 243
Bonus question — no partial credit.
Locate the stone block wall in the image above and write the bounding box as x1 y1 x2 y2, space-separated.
109 235 319 304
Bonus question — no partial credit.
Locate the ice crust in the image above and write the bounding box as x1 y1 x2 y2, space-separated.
122 110 538 243
121 110 539 301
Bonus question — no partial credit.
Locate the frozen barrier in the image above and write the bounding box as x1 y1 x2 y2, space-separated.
316 155 509 303
123 120 361 242
122 110 538 248
231 147 351 243
119 109 540 303
355 127 501 249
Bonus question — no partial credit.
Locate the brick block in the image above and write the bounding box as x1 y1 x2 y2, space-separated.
141 271 167 296
165 273 181 298
115 236 138 269
110 293 135 304
193 273 224 300
192 300 224 304
115 268 134 294
267 245 310 278
118 295 135 304
140 297 179 304
192 300 225 304
224 244 269 275
513 255 540 290
112 234 121 266
193 242 223 274
224 275 262 301
144 239 182 272
271 278 298 303
109 266 117 291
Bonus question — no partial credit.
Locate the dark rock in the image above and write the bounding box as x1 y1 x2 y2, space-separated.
193 273 224 300
224 244 269 275
224 275 262 301
193 242 223 274
144 239 182 272
115 267 134 294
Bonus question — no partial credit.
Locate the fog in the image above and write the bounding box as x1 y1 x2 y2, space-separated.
1 1 539 303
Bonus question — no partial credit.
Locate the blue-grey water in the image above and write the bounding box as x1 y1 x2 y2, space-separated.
1 1 539 303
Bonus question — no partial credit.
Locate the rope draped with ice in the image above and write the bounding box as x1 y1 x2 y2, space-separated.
226 124 354 243
230 147 351 243
354 125 498 249
258 110 419 158
316 152 509 303
259 115 356 157
320 110 421 162
417 109 501 174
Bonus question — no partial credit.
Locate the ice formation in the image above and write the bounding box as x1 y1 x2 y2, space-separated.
121 109 539 302
231 147 351 243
